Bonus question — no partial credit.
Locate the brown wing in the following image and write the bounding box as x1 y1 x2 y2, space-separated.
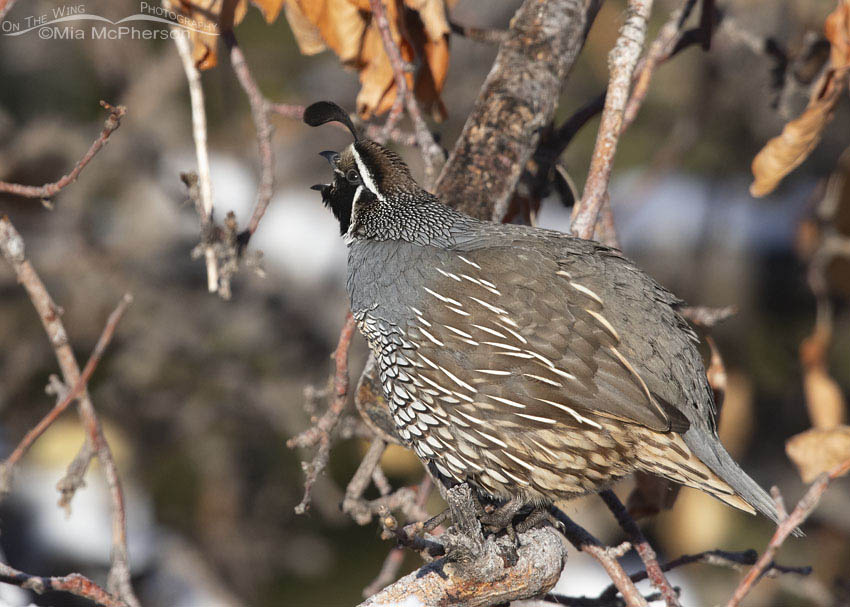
403 244 690 435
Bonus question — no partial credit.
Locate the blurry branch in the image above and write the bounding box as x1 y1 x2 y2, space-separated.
0 293 132 488
727 458 850 607
570 0 655 239
342 438 429 526
599 490 679 607
435 0 601 221
448 20 508 45
0 564 125 607
287 312 356 514
369 0 444 187
174 32 220 294
0 102 125 205
223 30 274 241
0 216 139 607
363 476 434 597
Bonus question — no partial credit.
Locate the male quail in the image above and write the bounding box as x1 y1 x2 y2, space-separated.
304 101 781 525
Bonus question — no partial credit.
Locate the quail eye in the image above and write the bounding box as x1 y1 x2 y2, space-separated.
346 169 361 184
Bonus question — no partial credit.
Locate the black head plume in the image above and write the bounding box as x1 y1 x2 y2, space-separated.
303 101 359 141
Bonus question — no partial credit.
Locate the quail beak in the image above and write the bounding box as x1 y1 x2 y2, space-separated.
319 150 340 168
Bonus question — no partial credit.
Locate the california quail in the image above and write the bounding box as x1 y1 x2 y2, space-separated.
304 101 782 525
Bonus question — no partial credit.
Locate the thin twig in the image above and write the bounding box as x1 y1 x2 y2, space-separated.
0 563 126 607
174 30 220 294
0 102 125 202
599 490 680 607
726 458 850 607
223 31 274 240
0 293 133 490
364 475 434 596
449 20 508 44
571 0 654 239
288 313 357 514
0 216 139 607
550 507 649 607
594 548 810 603
368 0 443 187
622 0 701 130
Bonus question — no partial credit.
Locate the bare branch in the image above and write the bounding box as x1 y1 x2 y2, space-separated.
550 507 649 607
436 0 601 221
679 304 738 327
0 293 132 492
599 490 680 607
726 458 850 607
0 563 126 607
223 31 274 241
368 0 443 186
0 102 125 202
288 313 357 514
571 0 654 239
449 20 508 45
174 30 220 294
0 216 139 607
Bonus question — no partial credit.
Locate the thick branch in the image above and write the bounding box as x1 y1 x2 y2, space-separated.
0 102 125 201
434 0 600 221
359 525 566 607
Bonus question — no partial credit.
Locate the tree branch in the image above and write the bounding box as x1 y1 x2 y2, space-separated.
368 0 443 186
726 458 850 607
0 563 126 607
571 0 654 239
0 216 139 607
174 31 220 294
287 313 357 514
0 102 125 202
0 293 132 493
435 0 602 221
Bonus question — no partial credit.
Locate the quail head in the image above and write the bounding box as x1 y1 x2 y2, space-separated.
304 101 782 526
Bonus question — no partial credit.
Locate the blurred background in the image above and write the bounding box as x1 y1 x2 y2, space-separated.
0 0 849 605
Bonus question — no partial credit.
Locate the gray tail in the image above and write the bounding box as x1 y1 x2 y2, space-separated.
681 429 804 537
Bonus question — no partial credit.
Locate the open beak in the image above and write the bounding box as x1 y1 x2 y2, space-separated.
319 150 340 168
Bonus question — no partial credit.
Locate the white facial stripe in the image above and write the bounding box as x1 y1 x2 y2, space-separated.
343 185 364 243
350 144 385 201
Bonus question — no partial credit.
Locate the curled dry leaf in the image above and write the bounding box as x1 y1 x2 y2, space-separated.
166 0 285 69
786 426 850 482
284 0 451 120
750 0 850 197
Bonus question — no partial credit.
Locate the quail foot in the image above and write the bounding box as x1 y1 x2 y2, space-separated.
304 100 785 533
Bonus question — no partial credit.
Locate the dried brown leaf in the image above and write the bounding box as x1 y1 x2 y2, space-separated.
282 0 450 119
786 426 850 482
167 0 282 69
750 0 850 197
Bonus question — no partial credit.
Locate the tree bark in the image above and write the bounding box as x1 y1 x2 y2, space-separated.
435 0 602 221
